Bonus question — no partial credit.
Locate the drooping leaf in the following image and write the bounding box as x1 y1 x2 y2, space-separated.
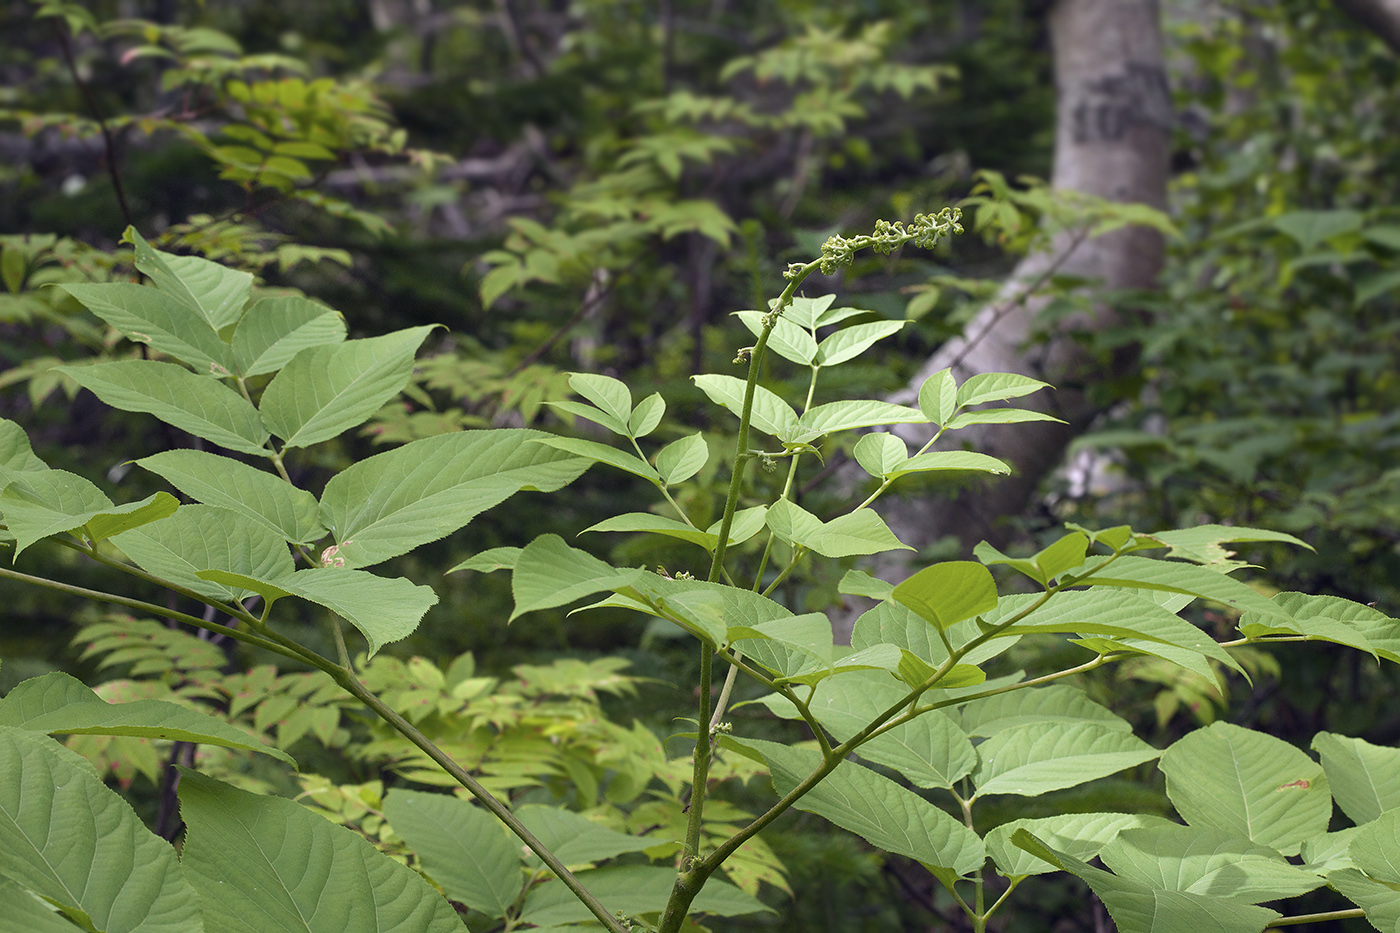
583 513 717 549
1147 525 1310 569
0 726 204 933
510 534 646 621
113 505 293 602
1159 723 1330 856
319 430 590 568
446 546 522 575
1311 733 1400 826
972 721 1160 799
766 499 910 557
986 812 1169 878
0 672 292 765
957 685 1131 737
128 226 253 330
179 769 465 933
516 805 656 866
259 326 436 448
231 296 346 377
838 569 895 601
1073 556 1292 626
58 360 270 455
1011 830 1281 933
1241 594 1399 663
138 449 325 545
517 865 767 926
61 283 237 373
1100 823 1324 902
892 561 998 631
749 738 984 875
691 374 798 438
382 789 523 919
945 408 1064 429
0 419 49 487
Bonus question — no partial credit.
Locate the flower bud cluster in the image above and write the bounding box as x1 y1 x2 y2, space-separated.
815 207 963 276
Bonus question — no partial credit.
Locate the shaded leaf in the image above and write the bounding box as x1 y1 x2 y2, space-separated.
232 296 346 377
893 561 998 631
61 283 236 373
129 226 252 330
691 374 797 438
972 721 1160 798
986 812 1168 878
113 505 293 603
1100 823 1323 902
138 449 325 545
957 685 1130 737
1311 732 1400 826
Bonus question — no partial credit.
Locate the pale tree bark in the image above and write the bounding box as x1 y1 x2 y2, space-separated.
852 0 1171 605
1333 0 1400 53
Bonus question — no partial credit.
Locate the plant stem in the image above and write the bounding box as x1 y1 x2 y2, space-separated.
1265 909 1366 927
52 19 133 229
683 646 713 860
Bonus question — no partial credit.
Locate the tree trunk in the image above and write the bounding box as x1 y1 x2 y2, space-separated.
1333 0 1400 53
871 0 1171 565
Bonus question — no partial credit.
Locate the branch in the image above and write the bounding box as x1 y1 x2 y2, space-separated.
52 19 133 230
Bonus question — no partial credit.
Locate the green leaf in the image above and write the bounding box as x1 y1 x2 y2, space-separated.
128 226 253 330
853 432 908 476
60 283 237 374
0 726 204 933
957 685 1131 737
583 512 717 549
1 246 25 295
955 372 1052 408
259 326 437 448
638 579 793 648
655 432 709 485
446 546 522 574
765 500 911 557
1147 525 1310 568
1311 733 1400 826
231 296 346 377
58 360 270 455
138 449 325 545
0 419 49 486
1328 868 1400 933
1300 829 1360 875
747 738 985 876
113 505 293 602
179 769 465 933
889 450 1011 477
918 368 957 424
815 320 907 366
944 407 1064 429
319 430 590 568
546 399 629 435
382 789 523 918
0 878 86 933
892 561 998 631
1074 556 1294 626
628 392 665 437
792 399 926 441
1355 268 1400 307
510 534 645 621
705 505 768 546
1241 594 1398 663
1159 722 1330 856
1273 209 1363 252
805 673 977 789
0 469 176 555
851 600 1021 671
1350 811 1400 885
736 310 817 365
729 612 841 681
838 569 895 601
518 865 767 926
515 805 656 866
1100 824 1324 902
0 671 292 765
1011 830 1282 933
972 721 1160 799
531 437 660 482
568 372 632 426
691 374 797 438
986 813 1166 878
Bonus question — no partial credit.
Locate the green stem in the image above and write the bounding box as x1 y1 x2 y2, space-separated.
683 647 714 860
1265 909 1366 927
983 876 1020 921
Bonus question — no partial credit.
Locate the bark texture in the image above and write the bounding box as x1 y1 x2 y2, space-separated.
870 0 1171 568
1333 0 1400 53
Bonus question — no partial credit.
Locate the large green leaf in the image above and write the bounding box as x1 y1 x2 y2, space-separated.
0 419 48 488
382 789 523 918
1159 723 1330 856
1073 556 1292 626
0 672 292 765
1147 525 1310 569
691 374 798 438
1349 810 1400 884
957 685 1131 737
231 296 346 377
1273 209 1363 252
853 432 909 477
804 673 976 789
748 738 985 876
515 805 656 866
61 283 237 373
765 499 910 557
892 561 998 631
179 769 465 932
1011 830 1281 933
1311 733 1400 826
1100 824 1324 902
986 813 1167 878
944 408 1064 429
199 567 438 657
259 326 436 448
790 399 927 442
955 372 1052 407
849 599 1021 671
1242 593 1399 663
0 878 84 933
57 360 270 455
113 505 294 602
517 865 768 926
815 320 907 366
138 449 325 545
510 534 646 621
655 432 709 485
972 721 1160 799
731 615 903 686
0 468 177 556
889 449 1010 478
0 726 203 933
1329 868 1400 933
319 429 589 568
129 226 252 330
